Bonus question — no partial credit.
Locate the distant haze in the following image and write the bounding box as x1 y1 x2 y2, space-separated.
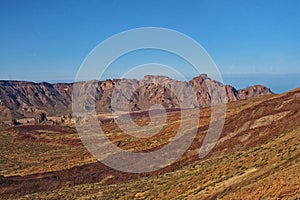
35 73 300 94
223 74 300 94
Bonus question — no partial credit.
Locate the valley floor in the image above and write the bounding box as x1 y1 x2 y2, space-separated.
1 88 300 199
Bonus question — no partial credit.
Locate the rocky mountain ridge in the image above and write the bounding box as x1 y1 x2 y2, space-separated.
0 74 273 121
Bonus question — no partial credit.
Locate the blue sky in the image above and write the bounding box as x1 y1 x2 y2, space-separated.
0 0 299 92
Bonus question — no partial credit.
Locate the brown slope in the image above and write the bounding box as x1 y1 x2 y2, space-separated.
0 87 297 199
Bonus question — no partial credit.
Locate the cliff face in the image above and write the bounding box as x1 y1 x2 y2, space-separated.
0 75 273 120
0 81 73 120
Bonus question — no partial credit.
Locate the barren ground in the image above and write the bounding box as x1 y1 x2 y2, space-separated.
0 88 300 199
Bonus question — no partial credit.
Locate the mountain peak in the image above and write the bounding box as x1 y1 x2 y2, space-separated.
0 75 273 121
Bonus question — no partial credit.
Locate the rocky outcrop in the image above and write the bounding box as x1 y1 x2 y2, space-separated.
0 75 273 120
238 85 273 99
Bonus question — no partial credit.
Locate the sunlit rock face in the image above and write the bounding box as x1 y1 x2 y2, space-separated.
0 74 273 121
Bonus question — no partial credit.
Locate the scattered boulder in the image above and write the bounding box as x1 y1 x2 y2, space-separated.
59 113 74 126
11 118 21 126
47 119 57 125
34 112 47 124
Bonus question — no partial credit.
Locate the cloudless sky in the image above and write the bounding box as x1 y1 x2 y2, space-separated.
0 0 299 92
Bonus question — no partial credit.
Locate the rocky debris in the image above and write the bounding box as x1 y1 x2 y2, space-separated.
60 113 73 125
46 119 60 126
11 118 21 126
34 112 47 124
23 107 35 113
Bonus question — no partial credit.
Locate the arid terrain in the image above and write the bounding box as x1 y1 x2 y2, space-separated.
0 76 299 199
0 74 272 121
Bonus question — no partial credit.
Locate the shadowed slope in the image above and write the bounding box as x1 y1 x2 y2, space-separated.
0 88 298 199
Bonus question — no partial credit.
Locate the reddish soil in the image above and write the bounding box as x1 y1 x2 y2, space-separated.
0 89 299 198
